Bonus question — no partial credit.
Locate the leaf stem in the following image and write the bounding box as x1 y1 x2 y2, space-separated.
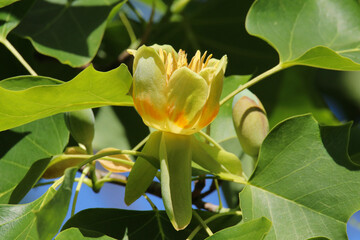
219 64 284 106
1 38 38 76
192 210 213 237
119 12 137 44
186 210 242 240
132 133 150 151
198 131 224 150
71 166 90 216
75 150 156 169
214 179 222 211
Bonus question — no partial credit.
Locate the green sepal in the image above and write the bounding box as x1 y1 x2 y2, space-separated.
191 136 244 182
160 132 192 230
125 131 162 205
65 108 95 151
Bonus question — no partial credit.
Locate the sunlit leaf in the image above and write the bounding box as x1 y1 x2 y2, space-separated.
240 115 360 239
205 217 272 240
246 0 360 70
0 168 76 240
0 64 133 131
0 77 69 203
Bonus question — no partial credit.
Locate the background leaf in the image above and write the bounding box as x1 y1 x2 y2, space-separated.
13 0 125 67
0 64 133 131
266 67 338 128
63 208 242 240
0 0 20 8
0 0 34 40
205 217 272 240
240 115 360 239
246 0 360 70
0 168 76 240
149 0 278 75
56 228 116 240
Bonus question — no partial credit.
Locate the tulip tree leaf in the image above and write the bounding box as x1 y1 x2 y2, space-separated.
0 64 133 131
0 0 19 8
0 168 76 240
267 67 338 128
62 208 242 240
205 217 272 240
240 115 360 239
0 0 34 40
56 228 116 240
246 0 360 70
0 77 69 204
13 0 125 67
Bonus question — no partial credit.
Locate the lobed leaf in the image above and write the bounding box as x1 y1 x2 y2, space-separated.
205 217 272 240
240 115 360 239
0 64 133 131
0 168 76 240
246 0 360 70
13 0 126 67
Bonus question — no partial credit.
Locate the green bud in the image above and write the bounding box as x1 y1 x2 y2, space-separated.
232 89 269 157
65 109 95 150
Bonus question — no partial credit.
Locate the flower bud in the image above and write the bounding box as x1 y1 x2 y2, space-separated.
232 90 269 157
65 109 95 150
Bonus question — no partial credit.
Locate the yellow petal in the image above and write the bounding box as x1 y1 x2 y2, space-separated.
197 55 228 129
166 67 209 134
133 46 168 130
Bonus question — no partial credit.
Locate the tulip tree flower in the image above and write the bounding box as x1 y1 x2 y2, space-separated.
125 44 241 231
130 44 227 135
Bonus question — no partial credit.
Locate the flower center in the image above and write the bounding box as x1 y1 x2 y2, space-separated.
158 49 213 81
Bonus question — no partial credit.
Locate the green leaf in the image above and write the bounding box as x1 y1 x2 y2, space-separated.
240 115 360 239
0 75 69 203
150 0 278 75
246 0 360 70
56 228 116 240
93 106 131 151
267 67 338 128
62 208 242 240
205 217 272 240
13 0 125 67
0 168 76 240
0 114 69 203
0 0 19 8
0 0 34 40
36 168 77 240
0 64 133 131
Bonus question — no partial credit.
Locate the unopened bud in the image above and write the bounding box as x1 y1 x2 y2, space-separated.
65 109 95 150
232 90 269 157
